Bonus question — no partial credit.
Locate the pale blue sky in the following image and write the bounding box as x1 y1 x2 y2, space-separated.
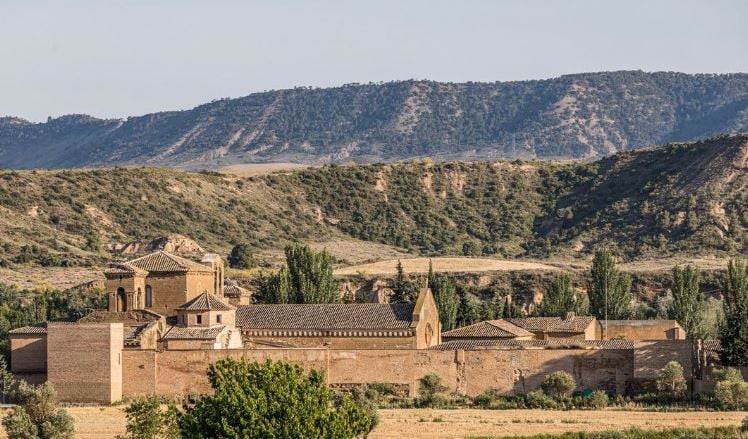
2 0 747 122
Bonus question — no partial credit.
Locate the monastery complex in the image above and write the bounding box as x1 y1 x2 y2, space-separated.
7 251 715 403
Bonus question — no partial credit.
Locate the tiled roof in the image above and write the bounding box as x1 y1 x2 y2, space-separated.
162 325 225 340
429 339 634 351
703 339 721 353
177 292 235 311
236 303 415 330
9 323 48 335
506 316 596 333
126 251 213 273
224 285 251 298
104 263 148 276
123 323 152 347
442 320 534 339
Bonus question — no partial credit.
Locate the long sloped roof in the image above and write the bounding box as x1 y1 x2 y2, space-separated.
429 339 634 350
162 325 226 340
506 316 596 333
236 303 415 330
126 251 213 273
177 292 235 311
442 320 534 339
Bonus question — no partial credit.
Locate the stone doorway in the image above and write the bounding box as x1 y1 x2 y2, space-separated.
116 287 127 312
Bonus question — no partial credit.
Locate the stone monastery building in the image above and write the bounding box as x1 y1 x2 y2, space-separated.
9 250 701 403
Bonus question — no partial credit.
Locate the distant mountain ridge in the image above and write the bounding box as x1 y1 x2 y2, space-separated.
2 71 748 169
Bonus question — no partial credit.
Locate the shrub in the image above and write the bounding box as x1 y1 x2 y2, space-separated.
541 371 576 399
2 381 74 439
525 390 558 409
715 379 748 409
473 388 501 408
587 390 609 409
228 244 254 269
117 396 180 439
656 361 687 396
417 373 450 408
178 359 376 438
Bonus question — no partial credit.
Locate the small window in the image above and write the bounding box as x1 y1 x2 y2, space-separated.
196 315 202 324
216 314 222 324
145 285 152 308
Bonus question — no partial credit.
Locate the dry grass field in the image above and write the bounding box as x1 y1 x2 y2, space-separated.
334 257 562 276
2 407 743 439
218 162 310 176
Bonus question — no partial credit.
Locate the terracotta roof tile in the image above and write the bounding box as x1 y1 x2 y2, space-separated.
162 325 225 340
127 251 213 273
506 316 596 333
429 339 633 350
177 292 235 311
104 263 148 276
224 285 251 298
442 320 534 339
236 303 415 330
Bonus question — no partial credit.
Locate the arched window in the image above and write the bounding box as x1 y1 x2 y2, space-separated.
145 285 152 308
116 287 126 312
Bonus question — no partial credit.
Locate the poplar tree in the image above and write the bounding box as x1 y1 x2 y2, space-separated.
588 248 632 321
391 260 418 303
670 265 704 339
720 259 748 366
259 244 338 304
536 274 588 317
431 275 459 331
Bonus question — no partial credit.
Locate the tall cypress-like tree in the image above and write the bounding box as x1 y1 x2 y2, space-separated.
431 275 459 331
391 260 419 303
720 259 748 366
536 274 588 318
588 248 632 321
671 265 704 339
259 244 338 304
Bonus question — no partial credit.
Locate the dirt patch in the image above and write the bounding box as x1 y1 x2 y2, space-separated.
218 163 310 177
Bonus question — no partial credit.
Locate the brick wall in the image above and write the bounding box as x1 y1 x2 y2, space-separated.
597 321 685 340
10 334 47 373
47 323 124 403
120 347 634 399
631 340 693 392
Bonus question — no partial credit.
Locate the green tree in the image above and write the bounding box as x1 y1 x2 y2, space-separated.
259 244 338 304
117 396 180 439
178 359 375 439
0 356 13 404
656 361 687 396
671 265 704 339
536 274 588 318
456 292 482 327
714 368 748 409
502 296 523 318
228 244 254 269
431 275 459 331
588 248 632 322
2 382 74 439
720 259 748 366
540 371 576 398
391 260 418 304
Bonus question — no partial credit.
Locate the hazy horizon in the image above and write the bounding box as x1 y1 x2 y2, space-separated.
2 0 747 122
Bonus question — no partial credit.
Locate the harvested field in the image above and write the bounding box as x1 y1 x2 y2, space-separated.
218 162 310 176
369 409 747 438
0 407 744 439
0 266 102 290
334 257 561 276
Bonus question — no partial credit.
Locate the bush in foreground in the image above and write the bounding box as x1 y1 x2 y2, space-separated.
117 396 179 439
541 371 576 399
178 358 376 438
2 381 74 439
656 361 687 396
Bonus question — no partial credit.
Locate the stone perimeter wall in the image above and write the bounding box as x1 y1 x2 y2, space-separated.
121 347 634 399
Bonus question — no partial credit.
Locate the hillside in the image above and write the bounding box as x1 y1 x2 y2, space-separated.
1 71 748 169
0 135 744 270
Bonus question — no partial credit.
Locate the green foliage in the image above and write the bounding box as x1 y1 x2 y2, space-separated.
587 390 609 409
227 243 254 269
2 382 74 439
656 361 687 396
117 396 180 439
540 371 576 398
536 274 588 318
525 390 558 409
670 265 704 338
0 354 14 404
588 248 632 321
417 373 449 408
259 244 339 304
178 359 376 438
391 260 419 304
430 274 459 331
719 259 748 366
